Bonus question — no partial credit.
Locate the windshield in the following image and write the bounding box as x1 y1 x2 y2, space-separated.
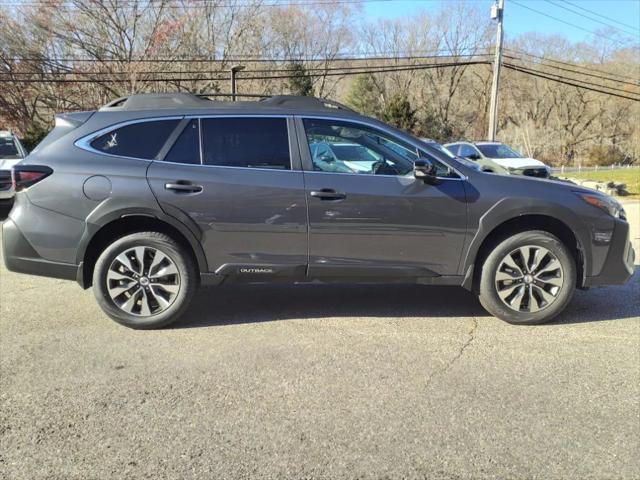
476 144 523 159
423 140 457 159
0 136 21 159
331 144 380 162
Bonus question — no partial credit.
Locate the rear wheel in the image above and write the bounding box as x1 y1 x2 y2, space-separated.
478 231 576 324
93 232 198 329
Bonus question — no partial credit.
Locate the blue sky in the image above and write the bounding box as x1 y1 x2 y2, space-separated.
364 0 640 45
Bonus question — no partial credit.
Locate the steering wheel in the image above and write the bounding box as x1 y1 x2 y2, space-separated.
372 160 399 175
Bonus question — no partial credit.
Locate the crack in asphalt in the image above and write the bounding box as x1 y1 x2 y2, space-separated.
424 317 479 388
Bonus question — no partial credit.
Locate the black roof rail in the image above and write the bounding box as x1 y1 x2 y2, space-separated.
98 92 355 113
99 92 213 111
197 92 270 99
260 95 354 112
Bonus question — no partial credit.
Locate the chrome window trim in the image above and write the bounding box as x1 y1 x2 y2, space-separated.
74 116 184 161
75 114 298 173
297 115 468 181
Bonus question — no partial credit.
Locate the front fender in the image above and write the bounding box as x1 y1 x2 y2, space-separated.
459 197 611 288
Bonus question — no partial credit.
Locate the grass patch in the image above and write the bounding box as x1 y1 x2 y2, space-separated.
561 168 640 197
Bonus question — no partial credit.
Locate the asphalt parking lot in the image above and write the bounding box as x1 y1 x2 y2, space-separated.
1 201 639 480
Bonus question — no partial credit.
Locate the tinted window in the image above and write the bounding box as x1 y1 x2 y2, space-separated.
459 144 479 159
303 118 415 176
164 120 200 164
445 144 461 156
0 136 21 159
201 118 290 170
424 141 457 159
91 119 180 159
476 143 523 159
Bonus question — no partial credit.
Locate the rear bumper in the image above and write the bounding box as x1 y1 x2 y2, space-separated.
584 219 635 287
2 218 79 281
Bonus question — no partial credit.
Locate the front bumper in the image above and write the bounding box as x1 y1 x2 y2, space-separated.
584 218 635 287
2 218 80 281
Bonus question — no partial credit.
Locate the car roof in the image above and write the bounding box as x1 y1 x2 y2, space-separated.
98 92 358 117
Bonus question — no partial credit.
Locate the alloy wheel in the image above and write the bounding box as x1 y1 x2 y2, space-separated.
106 246 181 316
494 245 564 313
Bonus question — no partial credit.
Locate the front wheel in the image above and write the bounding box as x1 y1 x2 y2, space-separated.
478 231 576 325
92 232 198 329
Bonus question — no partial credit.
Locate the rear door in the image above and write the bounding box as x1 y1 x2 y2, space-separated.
147 116 308 276
297 116 467 278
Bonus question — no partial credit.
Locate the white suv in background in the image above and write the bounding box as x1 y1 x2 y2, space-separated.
445 141 551 178
0 131 28 203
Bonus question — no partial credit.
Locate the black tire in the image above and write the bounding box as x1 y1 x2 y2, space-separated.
478 230 576 325
92 232 198 329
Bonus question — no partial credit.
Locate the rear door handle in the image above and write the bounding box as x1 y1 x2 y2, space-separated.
165 182 203 194
310 189 347 201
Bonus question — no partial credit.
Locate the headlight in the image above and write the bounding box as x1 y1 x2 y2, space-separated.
576 192 626 219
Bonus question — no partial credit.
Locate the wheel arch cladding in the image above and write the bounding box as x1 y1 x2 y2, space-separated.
466 214 585 293
78 215 207 289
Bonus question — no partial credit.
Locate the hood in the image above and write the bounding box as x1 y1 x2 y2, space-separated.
0 158 23 170
489 157 547 169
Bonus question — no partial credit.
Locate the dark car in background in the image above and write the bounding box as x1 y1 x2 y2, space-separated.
2 93 634 329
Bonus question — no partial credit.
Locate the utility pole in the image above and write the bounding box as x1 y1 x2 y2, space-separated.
230 65 245 101
487 0 504 141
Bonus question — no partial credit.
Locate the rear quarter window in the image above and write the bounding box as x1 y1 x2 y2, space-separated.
90 119 180 159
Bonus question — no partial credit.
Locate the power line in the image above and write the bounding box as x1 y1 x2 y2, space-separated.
4 51 492 64
505 48 639 83
503 53 639 87
544 0 639 36
503 62 639 101
0 57 495 77
3 52 636 90
3 60 488 83
504 58 637 95
510 0 635 46
559 0 640 33
0 0 428 7
4 56 638 102
0 60 489 83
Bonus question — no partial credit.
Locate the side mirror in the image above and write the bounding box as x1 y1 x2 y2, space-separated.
465 153 481 160
414 158 438 184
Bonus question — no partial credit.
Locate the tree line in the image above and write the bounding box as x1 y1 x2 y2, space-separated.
1 0 638 165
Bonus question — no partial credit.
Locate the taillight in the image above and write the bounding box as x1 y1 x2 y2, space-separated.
12 166 53 192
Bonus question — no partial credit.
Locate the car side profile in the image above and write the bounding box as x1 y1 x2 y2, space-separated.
2 93 635 329
445 141 550 178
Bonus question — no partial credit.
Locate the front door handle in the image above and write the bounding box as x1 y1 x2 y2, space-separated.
310 189 347 201
165 182 203 194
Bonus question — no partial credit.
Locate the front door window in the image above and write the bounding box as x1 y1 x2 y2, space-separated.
303 118 416 176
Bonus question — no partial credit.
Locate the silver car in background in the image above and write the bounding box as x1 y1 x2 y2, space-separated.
0 130 28 203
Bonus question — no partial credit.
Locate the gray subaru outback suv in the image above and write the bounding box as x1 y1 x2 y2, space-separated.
2 93 635 328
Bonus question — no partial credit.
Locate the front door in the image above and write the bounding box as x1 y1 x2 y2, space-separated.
297 117 467 278
147 116 308 276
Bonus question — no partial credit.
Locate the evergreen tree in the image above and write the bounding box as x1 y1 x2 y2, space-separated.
345 74 383 117
381 94 416 133
287 62 314 96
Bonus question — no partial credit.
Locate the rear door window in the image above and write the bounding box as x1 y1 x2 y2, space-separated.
90 119 180 159
164 120 200 165
201 117 290 170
